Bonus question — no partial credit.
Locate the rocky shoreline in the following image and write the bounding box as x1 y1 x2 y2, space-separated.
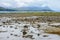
0 16 60 40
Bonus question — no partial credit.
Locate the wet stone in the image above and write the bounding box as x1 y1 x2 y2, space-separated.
10 33 13 35
2 22 6 24
14 34 18 36
24 25 28 28
37 34 40 36
3 26 5 28
43 35 49 37
37 24 40 28
23 31 27 35
0 25 2 26
15 27 18 29
18 23 21 24
25 35 34 39
10 26 13 28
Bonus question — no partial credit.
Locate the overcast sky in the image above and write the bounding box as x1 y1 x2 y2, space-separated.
0 0 60 11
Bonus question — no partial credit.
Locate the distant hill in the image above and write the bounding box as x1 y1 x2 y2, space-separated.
0 7 16 11
0 6 53 11
13 6 53 11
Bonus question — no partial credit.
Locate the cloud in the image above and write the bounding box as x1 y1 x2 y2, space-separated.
1 0 60 11
0 0 46 8
14 0 34 3
0 2 12 7
14 0 33 7
45 0 60 11
14 0 41 7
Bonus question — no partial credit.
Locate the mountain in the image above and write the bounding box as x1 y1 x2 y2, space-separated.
0 7 16 11
0 6 53 11
13 6 53 11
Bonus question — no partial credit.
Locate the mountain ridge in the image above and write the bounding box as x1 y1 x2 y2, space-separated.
0 6 53 11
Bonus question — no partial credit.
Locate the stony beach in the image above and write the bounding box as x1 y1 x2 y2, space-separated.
0 16 60 40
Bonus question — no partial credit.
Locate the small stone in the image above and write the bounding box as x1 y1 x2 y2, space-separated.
43 35 48 37
15 27 18 29
3 26 5 28
10 26 13 28
24 25 28 28
14 34 18 36
10 33 13 35
0 25 2 26
37 34 40 36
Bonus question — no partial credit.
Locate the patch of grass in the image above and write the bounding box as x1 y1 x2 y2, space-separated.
44 27 60 35
0 12 60 17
